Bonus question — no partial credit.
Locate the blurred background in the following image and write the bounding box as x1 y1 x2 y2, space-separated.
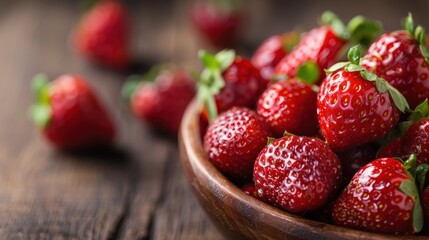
0 0 428 239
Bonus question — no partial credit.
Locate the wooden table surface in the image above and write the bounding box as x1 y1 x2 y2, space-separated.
0 1 428 239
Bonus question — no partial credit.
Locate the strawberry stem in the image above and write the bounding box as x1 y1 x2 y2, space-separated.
197 49 235 122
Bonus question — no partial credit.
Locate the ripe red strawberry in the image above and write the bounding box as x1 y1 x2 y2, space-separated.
123 66 195 135
332 157 423 235
254 135 342 213
73 0 129 69
197 50 265 122
190 0 243 49
318 45 405 151
361 14 429 109
379 118 429 165
251 32 300 82
256 79 318 137
204 107 270 183
274 12 381 84
30 74 116 150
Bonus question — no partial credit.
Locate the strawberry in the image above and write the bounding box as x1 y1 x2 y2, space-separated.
256 78 318 137
361 14 429 109
251 32 300 82
30 74 116 150
423 186 429 232
380 118 429 165
318 45 406 151
190 0 243 49
274 12 381 84
204 107 270 183
332 156 424 235
254 135 342 213
197 50 265 122
122 66 195 135
73 0 129 69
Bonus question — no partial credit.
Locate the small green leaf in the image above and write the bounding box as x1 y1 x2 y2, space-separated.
413 198 424 233
321 11 348 39
325 62 349 74
374 78 388 93
404 154 417 178
420 45 429 63
32 73 50 104
405 13 415 36
416 164 429 193
347 45 361 65
387 84 410 113
198 50 220 70
415 26 425 45
347 15 382 47
215 50 235 70
282 31 301 53
296 61 320 85
360 70 377 81
121 77 141 102
272 74 288 82
267 137 276 145
30 104 51 128
345 64 366 73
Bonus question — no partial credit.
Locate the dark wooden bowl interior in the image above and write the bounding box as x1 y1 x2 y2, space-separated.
179 100 427 240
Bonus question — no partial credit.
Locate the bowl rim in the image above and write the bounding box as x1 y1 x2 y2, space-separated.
179 99 427 240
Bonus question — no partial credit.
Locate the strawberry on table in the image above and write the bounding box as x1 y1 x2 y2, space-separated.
204 107 270 183
332 156 424 235
73 0 130 69
197 50 265 123
190 0 243 49
274 11 381 85
251 32 300 83
122 66 195 136
318 45 407 151
30 74 116 150
361 14 429 109
254 135 342 213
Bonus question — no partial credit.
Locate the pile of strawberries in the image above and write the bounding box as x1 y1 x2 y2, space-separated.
200 12 429 235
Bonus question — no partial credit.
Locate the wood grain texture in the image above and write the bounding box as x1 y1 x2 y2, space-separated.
0 0 428 239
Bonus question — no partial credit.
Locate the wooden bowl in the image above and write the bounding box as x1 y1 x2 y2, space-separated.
178 100 426 240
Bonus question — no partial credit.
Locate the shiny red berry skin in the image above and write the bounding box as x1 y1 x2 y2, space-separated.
254 136 342 213
130 70 195 135
190 2 242 49
43 75 116 150
317 69 400 151
361 31 429 109
256 79 318 137
274 26 346 84
204 107 271 183
332 158 417 235
73 1 129 69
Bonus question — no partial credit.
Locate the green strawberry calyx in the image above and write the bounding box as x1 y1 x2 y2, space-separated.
30 73 51 128
121 65 164 103
326 45 410 113
281 31 301 53
197 49 235 123
296 61 320 85
405 13 429 63
397 100 429 134
321 11 382 47
400 154 424 233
